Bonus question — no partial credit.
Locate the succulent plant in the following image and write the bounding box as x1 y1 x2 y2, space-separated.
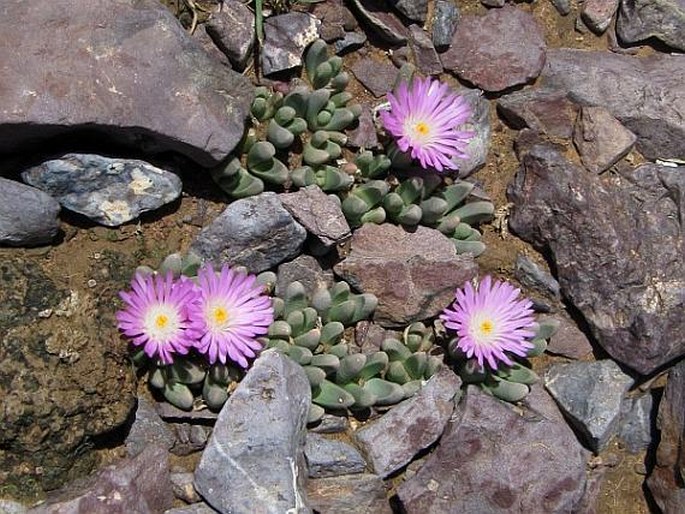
291 165 355 192
446 317 560 403
210 156 265 199
246 141 289 185
356 150 392 180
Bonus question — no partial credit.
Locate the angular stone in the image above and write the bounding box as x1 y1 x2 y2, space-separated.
275 255 333 300
432 0 460 49
348 0 409 44
279 186 351 248
334 224 478 327
581 0 619 34
618 392 655 454
21 154 182 227
617 0 685 51
190 192 307 273
261 12 320 76
306 474 391 514
305 433 367 478
350 58 399 98
312 0 358 42
647 360 685 512
125 397 176 458
544 315 595 360
308 414 350 435
515 254 561 300
28 446 173 514
194 351 312 514
441 6 546 92
0 257 136 496
0 178 60 246
550 0 572 15
540 49 685 161
169 423 212 456
545 360 633 451
169 472 202 504
409 25 443 76
355 368 461 478
333 31 367 54
573 106 637 174
205 1 255 70
498 88 580 139
390 0 428 23
454 88 490 178
398 385 589 512
508 145 685 374
0 500 26 514
0 0 252 167
345 103 379 149
163 504 217 514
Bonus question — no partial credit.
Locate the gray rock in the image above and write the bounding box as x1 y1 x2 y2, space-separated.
194 351 312 514
544 360 633 451
169 472 202 504
354 321 398 355
21 154 182 227
618 393 655 454
312 0 358 42
540 49 685 161
125 397 176 458
390 0 428 23
190 192 307 273
573 105 637 174
453 88 490 178
306 474 391 514
261 12 320 76
432 0 460 49
27 445 172 514
348 0 410 44
1 257 136 496
205 1 255 70
308 414 350 434
0 0 252 167
170 423 213 456
356 367 461 478
515 254 561 299
334 224 478 327
305 433 366 478
550 0 572 15
333 31 367 54
0 500 27 514
508 144 685 374
498 88 579 139
647 360 685 512
482 0 506 6
397 385 589 512
544 315 595 360
441 6 546 92
279 186 351 248
275 255 333 300
409 25 442 76
164 504 218 514
156 402 218 422
0 178 60 246
617 0 685 51
581 0 619 34
345 103 380 149
350 58 399 98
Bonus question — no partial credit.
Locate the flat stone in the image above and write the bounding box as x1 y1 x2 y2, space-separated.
279 185 351 248
432 0 460 49
508 145 685 375
397 385 589 512
0 0 252 167
441 6 546 92
540 49 685 161
334 224 478 327
350 58 399 98
573 106 637 174
544 315 595 360
125 397 176 458
355 367 461 478
306 474 391 514
205 1 255 70
333 31 367 54
617 0 685 51
28 445 172 514
261 12 320 76
647 360 685 512
163 504 218 514
618 393 655 454
390 0 428 23
190 192 307 273
305 433 367 478
545 360 633 452
0 177 60 246
408 25 442 76
345 103 379 149
482 0 506 6
550 0 572 15
348 0 409 45
581 0 619 34
194 351 312 514
515 254 561 300
498 88 580 139
169 423 212 456
453 88 490 178
21 154 182 227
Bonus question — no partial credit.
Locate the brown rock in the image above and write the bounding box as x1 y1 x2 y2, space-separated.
306 474 392 514
544 315 595 360
205 1 255 70
334 224 478 327
409 25 443 76
350 58 399 98
581 0 619 34
498 88 580 139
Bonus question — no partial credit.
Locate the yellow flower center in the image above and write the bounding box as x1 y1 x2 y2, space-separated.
155 314 169 329
415 122 430 136
479 319 493 335
212 306 229 325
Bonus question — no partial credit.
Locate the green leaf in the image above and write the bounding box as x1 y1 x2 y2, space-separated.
335 354 367 384
343 383 377 409
163 382 194 411
364 378 405 406
312 379 355 409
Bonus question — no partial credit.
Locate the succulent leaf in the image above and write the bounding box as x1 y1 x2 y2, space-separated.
312 379 355 409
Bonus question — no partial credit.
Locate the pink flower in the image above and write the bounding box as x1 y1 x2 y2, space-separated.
116 272 203 365
440 276 536 370
192 264 274 368
380 77 474 172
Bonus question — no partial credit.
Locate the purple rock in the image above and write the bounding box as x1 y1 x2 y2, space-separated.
498 88 580 139
348 0 410 44
409 25 443 76
581 0 619 34
205 1 255 70
307 474 391 514
617 0 685 51
350 58 399 98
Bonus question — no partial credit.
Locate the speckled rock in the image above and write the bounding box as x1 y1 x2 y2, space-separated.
21 154 182 227
514 255 561 300
205 1 255 70
305 433 366 478
454 88 490 178
0 178 60 246
348 0 409 44
617 0 685 51
581 0 619 34
618 392 655 454
261 12 320 76
432 0 460 49
275 255 333 300
390 0 428 23
306 474 391 514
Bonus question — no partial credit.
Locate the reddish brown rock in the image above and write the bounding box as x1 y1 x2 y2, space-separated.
544 315 595 360
441 6 546 92
307 474 392 514
498 88 579 139
581 0 619 34
333 224 478 327
350 58 399 98
409 25 443 76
